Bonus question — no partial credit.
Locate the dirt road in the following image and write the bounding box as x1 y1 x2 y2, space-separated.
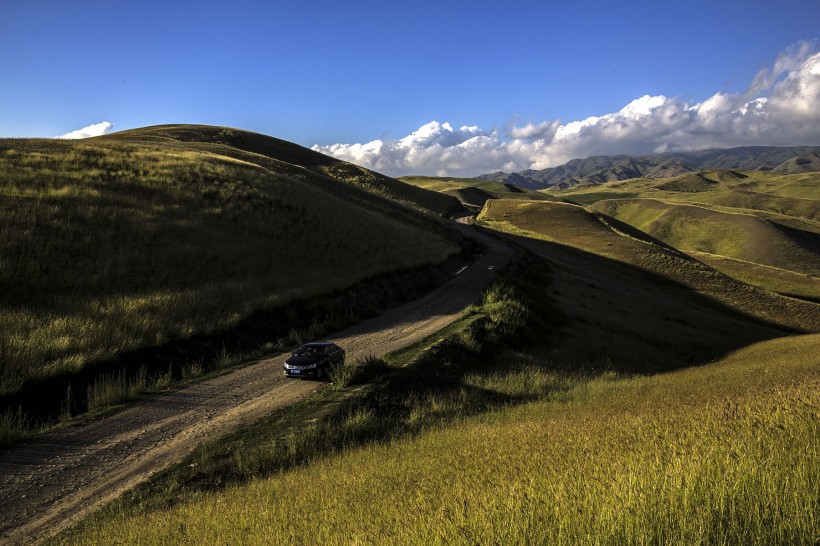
0 227 512 545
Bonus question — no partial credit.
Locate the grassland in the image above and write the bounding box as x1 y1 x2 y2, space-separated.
15 142 819 543
477 199 819 340
548 170 820 300
590 198 820 275
53 249 818 545
0 127 464 407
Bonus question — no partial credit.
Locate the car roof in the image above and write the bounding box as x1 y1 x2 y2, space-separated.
300 341 335 347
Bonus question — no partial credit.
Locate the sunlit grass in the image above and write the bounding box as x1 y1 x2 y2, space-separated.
590 198 819 288
0 138 456 395
55 333 819 545
477 199 820 333
49 244 818 544
691 251 820 301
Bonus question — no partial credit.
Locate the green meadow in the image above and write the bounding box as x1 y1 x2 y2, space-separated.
57 338 818 545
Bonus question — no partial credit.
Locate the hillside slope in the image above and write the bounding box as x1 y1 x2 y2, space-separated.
56 325 819 544
549 170 820 300
399 175 555 206
590 198 820 275
476 200 818 368
103 125 466 218
0 127 465 399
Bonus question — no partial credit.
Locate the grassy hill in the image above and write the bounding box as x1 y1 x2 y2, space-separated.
55 260 818 544
478 145 820 189
554 169 820 211
399 175 555 211
105 125 467 218
47 174 818 544
551 170 820 300
590 198 820 275
0 126 467 409
476 200 818 367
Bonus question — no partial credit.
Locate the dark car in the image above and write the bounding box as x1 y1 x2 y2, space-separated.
283 341 345 380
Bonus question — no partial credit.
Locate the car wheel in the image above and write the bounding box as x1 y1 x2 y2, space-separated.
316 365 324 381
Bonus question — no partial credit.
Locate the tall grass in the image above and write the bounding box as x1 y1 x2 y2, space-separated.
85 366 148 412
49 248 819 544
0 407 29 446
54 336 819 544
0 138 456 396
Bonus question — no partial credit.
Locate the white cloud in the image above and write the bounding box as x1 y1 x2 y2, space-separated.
314 42 820 177
57 121 114 139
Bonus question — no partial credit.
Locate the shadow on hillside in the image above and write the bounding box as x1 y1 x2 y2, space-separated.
508 230 810 369
0 252 470 425
128 240 809 507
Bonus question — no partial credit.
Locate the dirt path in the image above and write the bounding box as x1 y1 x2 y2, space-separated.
0 226 512 545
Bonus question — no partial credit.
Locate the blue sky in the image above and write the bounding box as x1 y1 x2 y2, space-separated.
2 1 819 175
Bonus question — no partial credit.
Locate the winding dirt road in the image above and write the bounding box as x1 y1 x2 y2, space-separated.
0 226 511 545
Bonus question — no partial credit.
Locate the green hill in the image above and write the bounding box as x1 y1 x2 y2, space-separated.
0 126 465 401
549 171 820 298
51 189 818 545
56 312 819 544
476 200 819 353
104 125 467 218
590 198 820 276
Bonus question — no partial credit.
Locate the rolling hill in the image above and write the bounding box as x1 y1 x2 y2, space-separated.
546 169 820 300
26 134 817 545
590 198 820 276
56 197 819 543
476 200 819 362
0 125 469 409
62 334 818 545
398 175 555 210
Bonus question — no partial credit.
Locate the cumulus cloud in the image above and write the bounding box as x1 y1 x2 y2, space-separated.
314 42 820 177
57 121 114 139
315 121 524 177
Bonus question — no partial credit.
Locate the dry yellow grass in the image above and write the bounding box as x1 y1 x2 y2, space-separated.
56 334 819 545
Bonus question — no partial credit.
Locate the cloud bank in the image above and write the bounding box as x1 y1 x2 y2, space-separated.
313 42 820 177
57 121 114 139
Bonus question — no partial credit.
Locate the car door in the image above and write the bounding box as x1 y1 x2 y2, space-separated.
329 344 343 366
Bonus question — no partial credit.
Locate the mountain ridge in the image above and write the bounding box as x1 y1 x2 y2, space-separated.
477 145 820 189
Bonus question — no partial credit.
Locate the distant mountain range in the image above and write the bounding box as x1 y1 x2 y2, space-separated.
477 146 820 190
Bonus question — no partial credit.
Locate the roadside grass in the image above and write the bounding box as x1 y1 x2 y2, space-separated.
50 250 562 527
52 272 819 544
0 135 459 404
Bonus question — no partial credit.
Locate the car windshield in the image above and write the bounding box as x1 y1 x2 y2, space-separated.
295 345 323 357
